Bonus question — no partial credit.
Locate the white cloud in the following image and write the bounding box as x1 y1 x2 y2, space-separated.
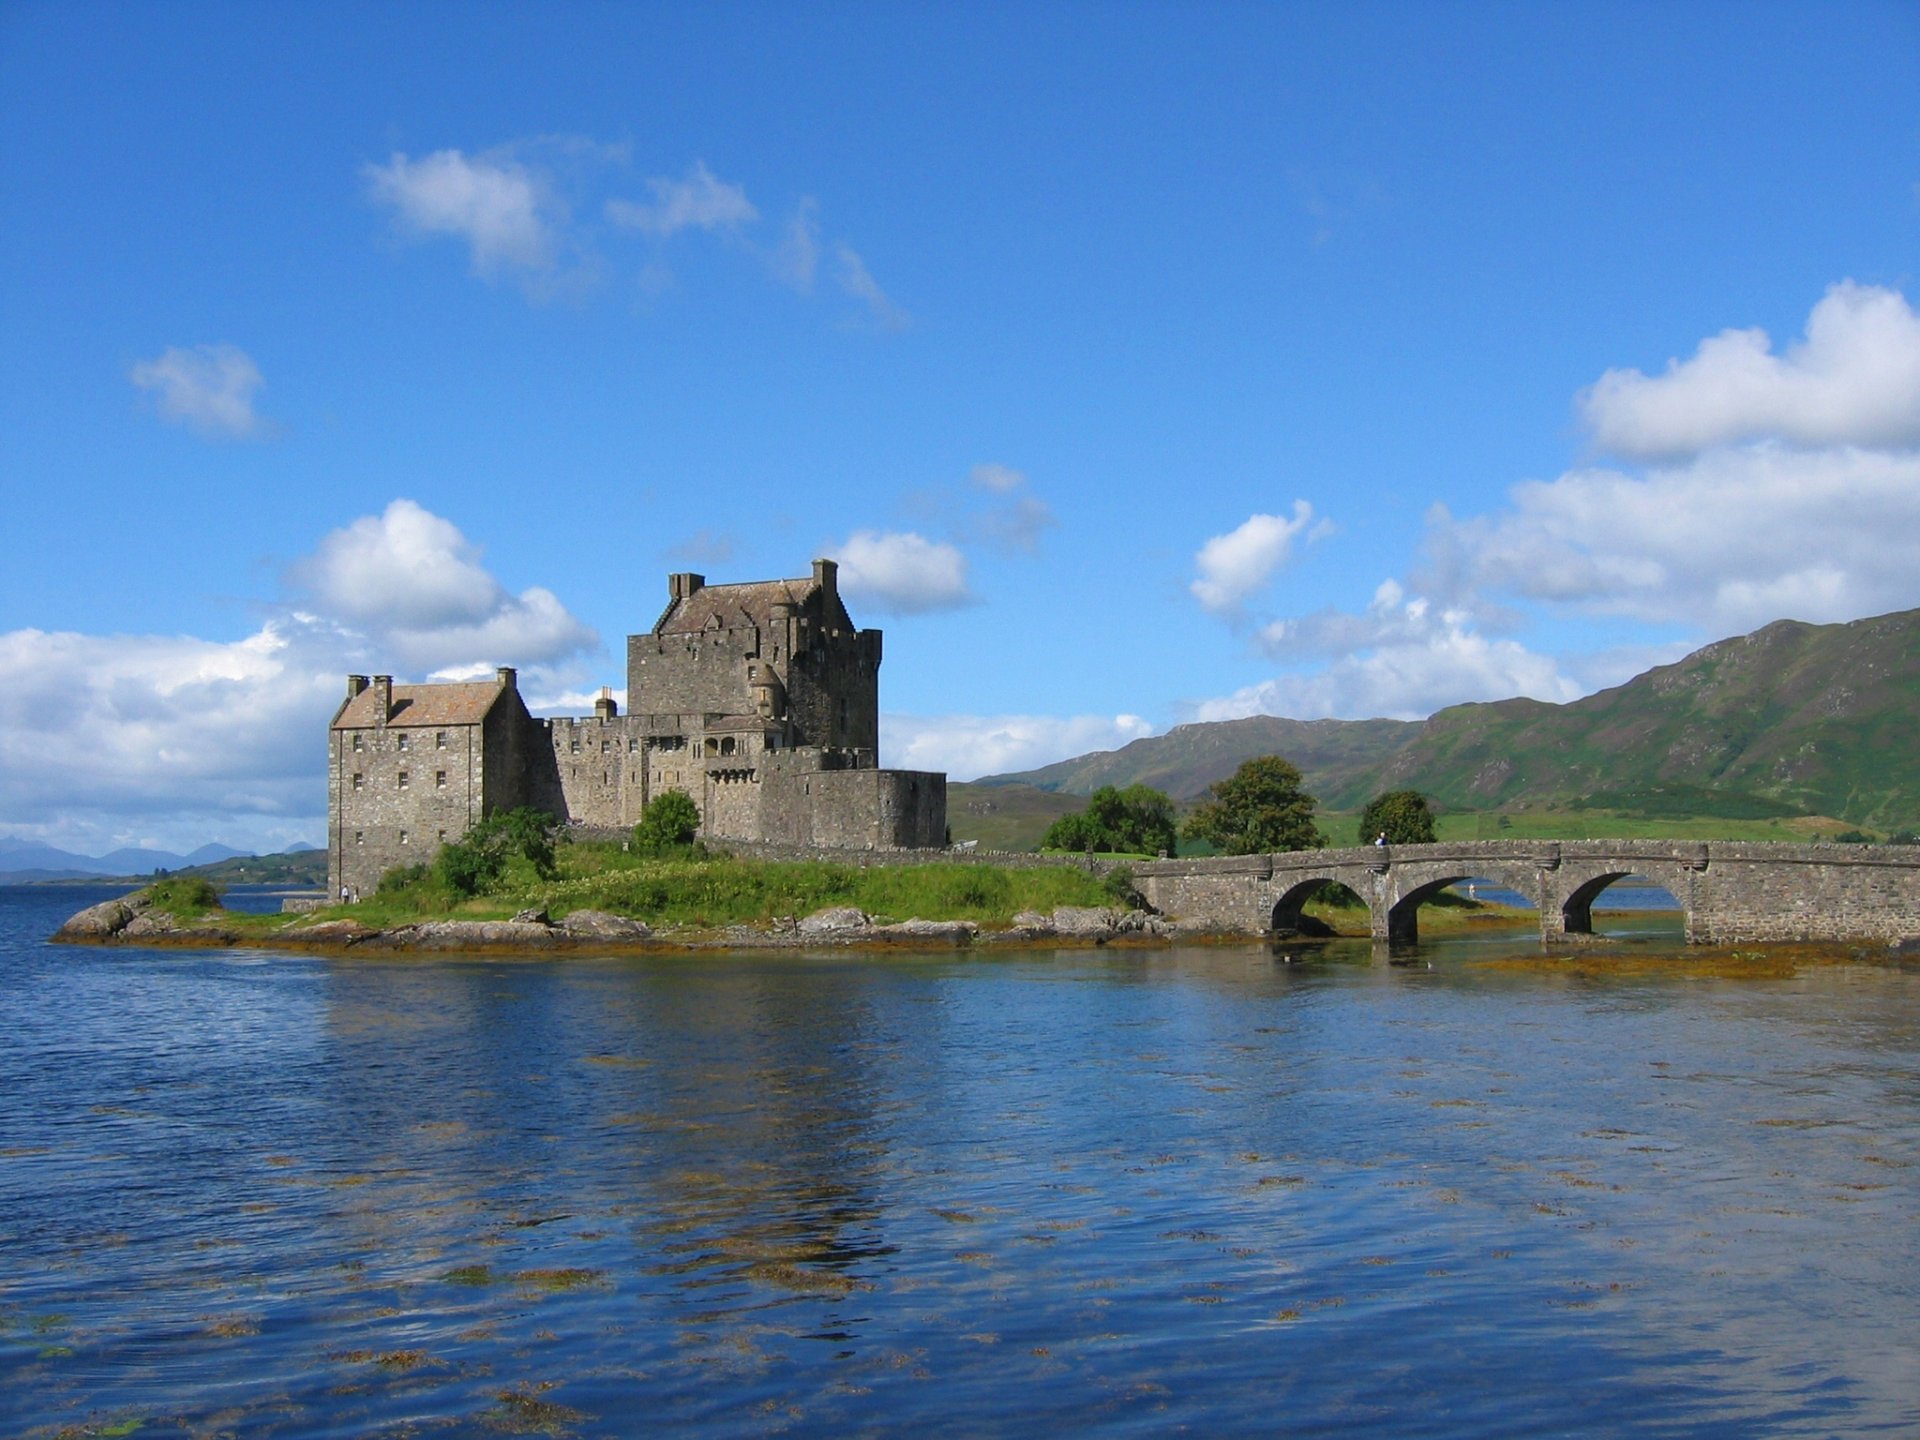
774 198 821 289
1430 443 1920 632
971 463 1026 494
0 500 603 854
289 499 597 670
1190 503 1317 614
364 148 558 275
830 530 974 614
883 711 1156 780
1193 615 1582 723
1581 282 1920 460
130 344 270 440
1206 283 1920 725
836 243 909 330
606 160 758 237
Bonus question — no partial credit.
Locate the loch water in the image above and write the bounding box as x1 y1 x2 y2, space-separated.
3 885 1917 1437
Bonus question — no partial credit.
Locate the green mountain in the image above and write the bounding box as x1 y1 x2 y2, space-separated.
976 608 1920 831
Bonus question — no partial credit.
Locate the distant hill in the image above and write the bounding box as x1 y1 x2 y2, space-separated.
0 840 324 887
977 608 1920 831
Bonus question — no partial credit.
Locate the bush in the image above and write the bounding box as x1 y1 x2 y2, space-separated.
435 807 561 898
376 863 430 896
633 789 701 852
1041 785 1177 856
146 874 221 916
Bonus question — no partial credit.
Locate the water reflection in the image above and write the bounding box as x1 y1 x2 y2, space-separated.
3 886 1917 1437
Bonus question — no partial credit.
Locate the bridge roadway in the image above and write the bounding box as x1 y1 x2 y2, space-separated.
1131 839 1920 946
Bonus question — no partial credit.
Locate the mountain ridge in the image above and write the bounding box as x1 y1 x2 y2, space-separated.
977 607 1920 829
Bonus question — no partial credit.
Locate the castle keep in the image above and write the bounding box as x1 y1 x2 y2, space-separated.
328 560 947 898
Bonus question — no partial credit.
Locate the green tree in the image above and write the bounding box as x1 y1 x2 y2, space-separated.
1181 756 1323 855
633 789 701 852
1358 789 1437 846
435 807 560 897
1040 784 1179 856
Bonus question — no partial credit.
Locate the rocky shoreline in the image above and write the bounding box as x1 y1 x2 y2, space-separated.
52 892 1206 954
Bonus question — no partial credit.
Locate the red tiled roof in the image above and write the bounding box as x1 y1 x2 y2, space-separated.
331 681 506 729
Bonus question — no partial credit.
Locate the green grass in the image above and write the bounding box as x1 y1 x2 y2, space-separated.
287 841 1120 933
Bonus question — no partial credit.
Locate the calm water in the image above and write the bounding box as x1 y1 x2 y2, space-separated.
4 885 1917 1437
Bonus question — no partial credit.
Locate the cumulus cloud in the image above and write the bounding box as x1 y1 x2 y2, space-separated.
1193 612 1582 723
364 148 558 275
1581 282 1920 460
288 499 597 671
130 344 270 440
0 501 603 854
606 161 758 237
1190 503 1319 614
830 530 974 614
836 243 909 330
1189 284 1920 726
1428 444 1920 633
882 711 1157 780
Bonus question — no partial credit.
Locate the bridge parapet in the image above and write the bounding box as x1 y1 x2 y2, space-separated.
1132 841 1920 947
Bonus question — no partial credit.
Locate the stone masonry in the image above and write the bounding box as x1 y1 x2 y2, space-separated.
329 560 946 899
1133 840 1920 946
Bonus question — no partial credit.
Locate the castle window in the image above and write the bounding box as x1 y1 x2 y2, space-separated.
396 733 409 751
601 739 610 753
627 738 637 753
435 731 447 749
434 770 447 788
720 736 736 756
397 770 410 789
354 831 363 845
351 733 363 752
399 829 409 845
437 829 447 842
351 772 363 790
570 739 581 753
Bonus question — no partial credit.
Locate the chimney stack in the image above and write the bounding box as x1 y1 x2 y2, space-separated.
346 674 368 699
594 685 618 720
812 558 838 596
669 572 705 601
495 666 517 690
372 675 392 722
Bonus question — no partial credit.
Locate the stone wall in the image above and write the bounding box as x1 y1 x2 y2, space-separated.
1133 841 1920 946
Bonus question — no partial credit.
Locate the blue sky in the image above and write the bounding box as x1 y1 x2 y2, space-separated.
3 1 1918 854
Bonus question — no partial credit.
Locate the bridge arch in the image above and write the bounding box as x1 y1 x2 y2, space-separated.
1558 871 1681 936
1269 877 1367 936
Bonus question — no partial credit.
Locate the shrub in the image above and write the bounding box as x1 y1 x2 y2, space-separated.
377 863 430 896
633 789 701 852
435 807 561 898
146 874 221 916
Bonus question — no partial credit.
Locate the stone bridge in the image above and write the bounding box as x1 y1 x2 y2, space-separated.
1132 840 1920 946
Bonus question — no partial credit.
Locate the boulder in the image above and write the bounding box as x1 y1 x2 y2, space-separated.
54 895 144 941
1051 906 1123 936
558 910 652 941
798 906 870 935
873 918 977 944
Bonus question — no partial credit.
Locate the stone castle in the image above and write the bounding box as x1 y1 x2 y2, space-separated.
327 560 947 898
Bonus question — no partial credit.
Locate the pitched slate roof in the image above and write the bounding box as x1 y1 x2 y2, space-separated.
655 577 853 636
331 681 507 730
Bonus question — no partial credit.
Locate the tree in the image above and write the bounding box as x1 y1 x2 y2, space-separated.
1181 756 1323 855
633 789 701 852
435 807 560 897
1040 784 1179 856
1358 790 1437 846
